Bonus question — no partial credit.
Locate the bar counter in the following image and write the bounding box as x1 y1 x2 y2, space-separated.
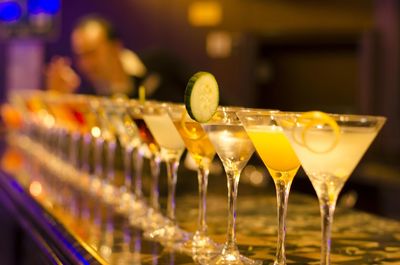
1 137 400 265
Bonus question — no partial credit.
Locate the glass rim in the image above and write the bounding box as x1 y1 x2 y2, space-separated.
215 106 277 112
275 111 387 123
166 104 194 122
236 109 280 117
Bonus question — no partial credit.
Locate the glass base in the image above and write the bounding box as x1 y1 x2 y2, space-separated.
182 233 221 264
128 199 148 228
102 182 116 205
208 249 261 265
89 177 102 197
182 232 220 251
141 208 166 232
78 172 91 191
147 221 190 247
273 260 285 265
116 190 135 214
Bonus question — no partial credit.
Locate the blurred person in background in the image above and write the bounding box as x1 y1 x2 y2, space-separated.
45 14 186 102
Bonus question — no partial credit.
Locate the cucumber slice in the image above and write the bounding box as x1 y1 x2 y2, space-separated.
184 71 219 123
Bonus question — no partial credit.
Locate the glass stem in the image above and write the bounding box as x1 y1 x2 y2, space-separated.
94 137 104 178
81 133 91 174
197 163 210 237
106 139 116 184
123 145 133 192
149 155 161 211
134 229 142 255
52 128 58 156
166 157 179 224
57 128 65 160
133 147 144 199
49 129 54 151
224 169 240 252
39 125 46 147
69 132 80 167
319 197 337 265
274 179 292 265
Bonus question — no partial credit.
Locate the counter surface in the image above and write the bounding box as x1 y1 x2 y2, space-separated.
1 142 400 265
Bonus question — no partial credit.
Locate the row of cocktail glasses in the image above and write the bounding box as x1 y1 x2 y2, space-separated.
9 91 385 265
10 92 218 262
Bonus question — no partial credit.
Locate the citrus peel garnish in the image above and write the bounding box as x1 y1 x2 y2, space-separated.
294 111 340 154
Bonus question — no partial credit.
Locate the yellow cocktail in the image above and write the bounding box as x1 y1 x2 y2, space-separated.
246 126 299 184
168 105 218 255
238 110 299 265
174 120 215 166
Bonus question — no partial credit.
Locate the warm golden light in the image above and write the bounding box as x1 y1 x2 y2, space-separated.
188 1 222 27
1 147 23 173
0 104 23 129
29 181 43 197
249 170 264 186
91 126 101 138
206 31 232 58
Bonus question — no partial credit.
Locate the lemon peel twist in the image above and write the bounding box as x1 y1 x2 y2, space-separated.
295 111 340 154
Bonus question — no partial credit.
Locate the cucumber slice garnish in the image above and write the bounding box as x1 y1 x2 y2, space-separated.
184 71 219 123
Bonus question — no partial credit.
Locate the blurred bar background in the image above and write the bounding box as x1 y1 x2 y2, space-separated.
0 0 399 153
0 0 399 209
1 0 399 211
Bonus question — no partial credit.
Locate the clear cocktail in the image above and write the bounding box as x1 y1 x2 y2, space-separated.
276 111 386 265
202 107 260 265
142 102 188 245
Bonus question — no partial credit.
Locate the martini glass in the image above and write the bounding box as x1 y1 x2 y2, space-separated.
21 92 63 201
202 107 259 265
46 94 101 213
87 98 120 204
42 94 80 190
23 92 57 154
57 95 114 202
276 112 386 265
127 101 165 230
58 95 106 198
101 97 144 214
55 95 94 170
167 104 219 256
60 95 102 195
237 110 300 265
142 102 188 245
8 91 34 138
31 93 84 212
62 95 96 169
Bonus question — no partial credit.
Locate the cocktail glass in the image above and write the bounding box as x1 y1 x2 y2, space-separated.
50 95 107 214
142 102 188 245
101 97 145 214
92 98 119 203
24 92 58 155
276 112 386 265
42 94 84 199
56 94 96 173
237 110 300 265
167 104 219 256
127 101 166 230
20 92 65 202
202 107 260 265
60 95 117 203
